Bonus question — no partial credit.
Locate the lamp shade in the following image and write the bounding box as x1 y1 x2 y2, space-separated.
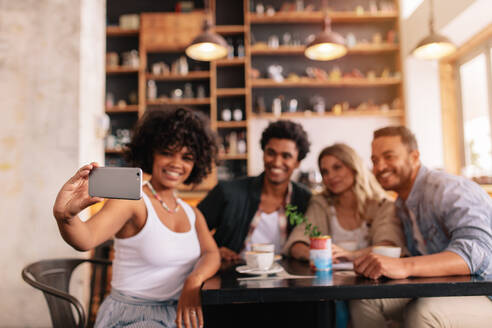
412 33 456 60
185 29 228 61
304 30 347 61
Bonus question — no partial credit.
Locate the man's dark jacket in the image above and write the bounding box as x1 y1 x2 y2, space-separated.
197 173 312 253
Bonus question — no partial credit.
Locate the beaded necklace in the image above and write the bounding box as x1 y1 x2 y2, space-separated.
145 181 181 214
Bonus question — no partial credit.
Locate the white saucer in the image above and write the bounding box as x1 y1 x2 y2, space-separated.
236 263 283 275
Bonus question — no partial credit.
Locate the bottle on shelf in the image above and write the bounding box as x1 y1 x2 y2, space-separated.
237 132 247 154
229 132 237 155
236 39 245 58
147 80 157 100
184 83 194 98
221 106 232 121
233 105 243 121
227 37 234 59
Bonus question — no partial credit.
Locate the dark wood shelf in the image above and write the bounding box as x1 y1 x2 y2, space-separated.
217 121 247 128
213 25 246 35
215 58 246 66
252 109 404 119
106 26 139 36
251 78 401 88
216 88 247 97
106 66 140 74
105 148 124 154
106 105 139 113
146 98 211 106
146 71 210 81
248 11 398 24
250 43 399 55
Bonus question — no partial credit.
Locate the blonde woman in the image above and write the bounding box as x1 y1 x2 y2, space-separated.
284 143 405 262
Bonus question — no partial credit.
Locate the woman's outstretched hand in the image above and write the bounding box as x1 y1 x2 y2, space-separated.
176 276 204 328
53 162 103 221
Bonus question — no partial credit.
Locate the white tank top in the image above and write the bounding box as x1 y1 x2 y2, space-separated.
111 193 201 300
328 206 369 250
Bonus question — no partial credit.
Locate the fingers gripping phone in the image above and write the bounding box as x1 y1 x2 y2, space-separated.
89 167 143 200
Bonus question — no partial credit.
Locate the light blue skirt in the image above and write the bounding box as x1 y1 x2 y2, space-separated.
94 289 178 328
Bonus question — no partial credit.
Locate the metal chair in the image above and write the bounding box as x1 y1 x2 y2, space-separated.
22 258 111 328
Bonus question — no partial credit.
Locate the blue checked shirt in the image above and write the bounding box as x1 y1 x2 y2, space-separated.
395 166 492 276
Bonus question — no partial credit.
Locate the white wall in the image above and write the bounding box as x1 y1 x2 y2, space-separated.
0 0 104 326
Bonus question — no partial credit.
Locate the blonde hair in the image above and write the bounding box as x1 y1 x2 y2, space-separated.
318 143 388 217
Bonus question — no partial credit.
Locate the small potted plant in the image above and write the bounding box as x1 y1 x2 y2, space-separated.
286 204 332 270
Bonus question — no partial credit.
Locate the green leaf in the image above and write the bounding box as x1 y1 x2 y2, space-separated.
285 204 322 239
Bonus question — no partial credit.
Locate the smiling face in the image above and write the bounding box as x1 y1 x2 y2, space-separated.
319 155 355 195
371 136 420 198
263 138 300 186
151 146 194 190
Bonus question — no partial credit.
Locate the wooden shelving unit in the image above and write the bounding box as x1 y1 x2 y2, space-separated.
216 88 247 96
106 26 139 36
251 109 404 119
247 11 398 24
103 0 404 185
213 25 246 35
104 148 124 154
250 44 399 55
106 66 140 74
251 78 401 88
217 121 248 128
215 57 246 66
146 98 211 106
145 71 210 81
105 105 139 113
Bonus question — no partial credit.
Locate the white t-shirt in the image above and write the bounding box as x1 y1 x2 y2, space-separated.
245 210 283 254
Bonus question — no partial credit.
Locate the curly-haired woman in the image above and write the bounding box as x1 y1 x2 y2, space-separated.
284 143 405 262
53 107 220 328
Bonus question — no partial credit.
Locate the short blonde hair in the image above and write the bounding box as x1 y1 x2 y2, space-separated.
318 143 388 216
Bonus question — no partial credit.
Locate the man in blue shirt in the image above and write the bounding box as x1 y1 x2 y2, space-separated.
350 126 492 328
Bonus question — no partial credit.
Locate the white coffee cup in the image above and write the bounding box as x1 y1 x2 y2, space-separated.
245 251 274 270
337 240 358 251
372 246 401 258
251 243 275 253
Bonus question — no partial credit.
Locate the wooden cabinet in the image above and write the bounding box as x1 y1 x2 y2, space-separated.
140 12 205 51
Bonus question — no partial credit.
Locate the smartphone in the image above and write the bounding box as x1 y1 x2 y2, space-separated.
89 167 142 200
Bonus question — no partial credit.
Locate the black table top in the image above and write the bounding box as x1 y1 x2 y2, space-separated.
201 258 492 306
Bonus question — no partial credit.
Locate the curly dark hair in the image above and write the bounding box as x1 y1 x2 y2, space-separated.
260 120 310 161
125 107 218 185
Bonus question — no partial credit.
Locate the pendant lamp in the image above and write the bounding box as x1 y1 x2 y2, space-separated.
304 0 347 61
185 0 228 61
412 0 456 60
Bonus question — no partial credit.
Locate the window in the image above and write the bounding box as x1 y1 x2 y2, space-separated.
458 42 492 181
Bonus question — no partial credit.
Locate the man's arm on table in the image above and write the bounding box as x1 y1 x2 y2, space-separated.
354 251 470 280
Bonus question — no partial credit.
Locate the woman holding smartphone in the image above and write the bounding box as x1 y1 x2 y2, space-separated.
53 107 220 328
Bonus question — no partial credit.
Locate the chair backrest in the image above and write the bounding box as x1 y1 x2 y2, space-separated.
22 258 111 328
